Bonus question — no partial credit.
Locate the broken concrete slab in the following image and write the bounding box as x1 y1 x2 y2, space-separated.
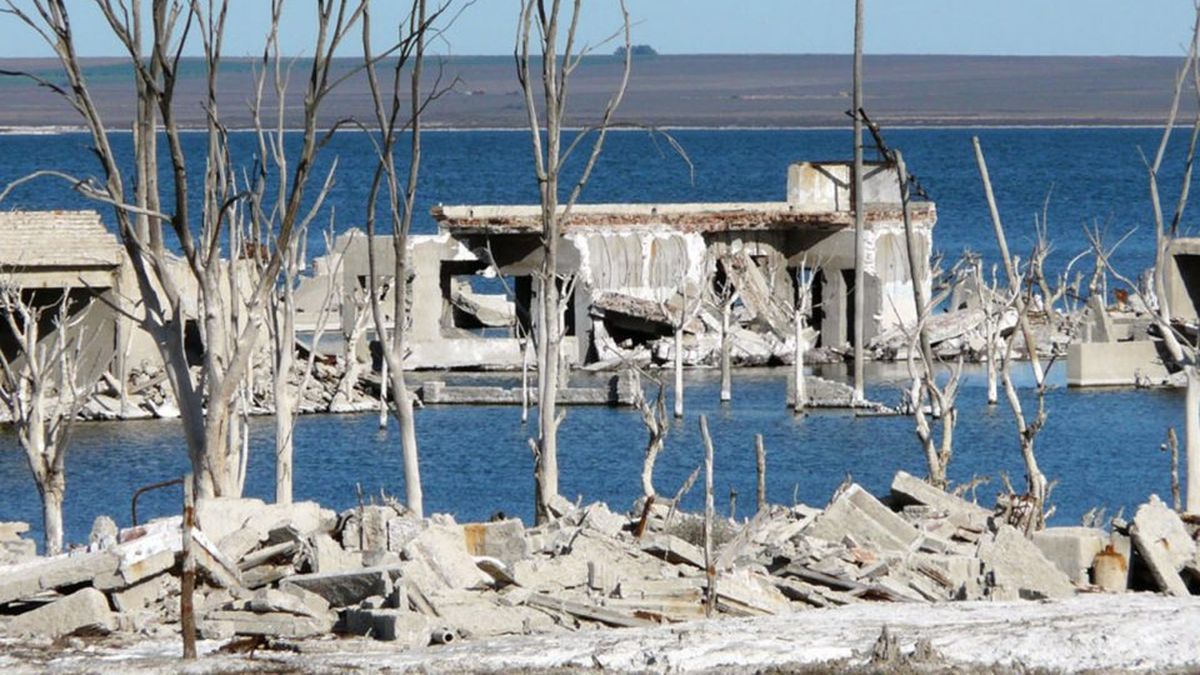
403 524 492 591
246 588 330 619
579 504 627 539
281 566 399 608
977 525 1075 600
310 532 363 573
463 519 530 567
1132 495 1195 572
110 573 172 613
805 484 921 554
387 515 426 554
89 516 119 550
640 533 706 569
0 522 31 542
890 471 992 530
343 608 431 646
7 588 116 638
0 539 36 565
201 610 335 639
1032 527 1106 585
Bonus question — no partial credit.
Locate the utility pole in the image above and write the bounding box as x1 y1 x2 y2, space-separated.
851 0 866 401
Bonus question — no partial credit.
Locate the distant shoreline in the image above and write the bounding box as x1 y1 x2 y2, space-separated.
0 122 1175 135
0 54 1191 132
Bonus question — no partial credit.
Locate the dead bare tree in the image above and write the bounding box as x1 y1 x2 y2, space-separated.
0 287 104 554
664 281 701 419
1138 7 1200 513
3 0 369 498
360 0 450 518
629 367 668 498
516 0 632 523
791 258 822 413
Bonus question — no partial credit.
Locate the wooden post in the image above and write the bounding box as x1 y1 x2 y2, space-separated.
755 434 767 514
181 473 197 660
700 415 716 617
851 0 866 402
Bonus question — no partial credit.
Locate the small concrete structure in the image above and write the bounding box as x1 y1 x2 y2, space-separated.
0 211 127 383
1069 236 1200 387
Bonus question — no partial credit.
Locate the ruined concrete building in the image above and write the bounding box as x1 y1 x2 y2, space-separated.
1069 237 1200 387
0 162 937 378
0 211 125 383
331 161 937 370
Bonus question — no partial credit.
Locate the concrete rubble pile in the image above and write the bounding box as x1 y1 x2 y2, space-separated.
1 474 1197 651
76 352 385 423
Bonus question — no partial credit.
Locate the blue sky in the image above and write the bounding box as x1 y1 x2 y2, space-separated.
2 1 1195 58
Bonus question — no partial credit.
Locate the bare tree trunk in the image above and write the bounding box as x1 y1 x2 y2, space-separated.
274 295 296 505
518 0 631 523
41 475 65 557
378 358 389 430
973 137 1044 382
700 414 716 617
673 326 684 418
634 371 667 498
720 300 732 403
851 0 866 401
755 434 767 514
985 324 999 406
1187 366 1200 513
793 308 807 412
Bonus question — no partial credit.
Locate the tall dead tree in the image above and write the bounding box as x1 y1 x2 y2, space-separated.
361 0 445 518
4 0 368 498
1140 8 1200 513
517 0 632 523
0 288 103 554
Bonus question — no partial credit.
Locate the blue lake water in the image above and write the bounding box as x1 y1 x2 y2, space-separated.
0 127 1193 546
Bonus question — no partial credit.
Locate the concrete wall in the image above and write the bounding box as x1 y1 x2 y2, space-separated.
787 161 903 212
1067 340 1170 387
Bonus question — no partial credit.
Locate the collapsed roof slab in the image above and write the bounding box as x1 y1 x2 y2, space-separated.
432 202 936 236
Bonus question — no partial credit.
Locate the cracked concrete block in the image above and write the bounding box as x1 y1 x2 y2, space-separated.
805 484 921 553
463 519 530 567
1130 495 1193 596
0 522 30 542
8 588 116 638
386 517 425 554
978 525 1075 600
247 588 329 619
403 524 491 591
343 608 431 645
201 610 334 638
280 566 399 608
311 532 362 573
890 471 992 529
111 573 171 613
1032 527 1106 584
1133 496 1195 571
